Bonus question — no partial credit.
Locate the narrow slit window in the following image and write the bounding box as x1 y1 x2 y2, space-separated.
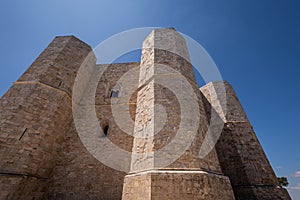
103 125 109 136
19 128 28 140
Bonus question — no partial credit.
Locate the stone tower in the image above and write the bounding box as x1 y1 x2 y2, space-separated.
200 82 291 199
0 36 94 198
0 28 291 200
122 29 235 199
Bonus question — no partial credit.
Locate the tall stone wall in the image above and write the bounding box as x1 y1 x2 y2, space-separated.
200 81 291 200
0 36 93 199
44 62 139 199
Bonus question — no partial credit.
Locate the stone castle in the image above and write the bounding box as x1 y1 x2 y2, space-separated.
0 28 291 200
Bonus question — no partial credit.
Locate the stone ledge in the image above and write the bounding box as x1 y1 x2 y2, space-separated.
122 170 235 200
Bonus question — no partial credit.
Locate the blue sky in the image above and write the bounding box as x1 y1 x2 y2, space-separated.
0 0 299 198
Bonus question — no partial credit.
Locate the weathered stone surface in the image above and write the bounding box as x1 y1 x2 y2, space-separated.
0 35 94 199
123 170 235 200
43 123 126 200
131 28 221 172
0 28 290 200
124 28 235 199
44 62 139 199
200 81 291 200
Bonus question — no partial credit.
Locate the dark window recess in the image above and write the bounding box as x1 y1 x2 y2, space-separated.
110 90 119 98
19 128 28 140
103 125 109 136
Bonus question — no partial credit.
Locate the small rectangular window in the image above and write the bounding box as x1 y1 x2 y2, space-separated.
110 90 119 98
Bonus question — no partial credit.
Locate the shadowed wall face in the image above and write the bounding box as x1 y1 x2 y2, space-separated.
44 62 139 199
0 36 93 199
200 81 291 200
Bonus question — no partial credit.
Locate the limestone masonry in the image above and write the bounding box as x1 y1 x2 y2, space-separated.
0 28 291 200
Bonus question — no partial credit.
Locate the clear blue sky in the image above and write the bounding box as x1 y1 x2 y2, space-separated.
0 0 299 198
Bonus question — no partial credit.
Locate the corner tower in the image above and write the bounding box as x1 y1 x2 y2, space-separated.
0 36 94 199
200 81 291 200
